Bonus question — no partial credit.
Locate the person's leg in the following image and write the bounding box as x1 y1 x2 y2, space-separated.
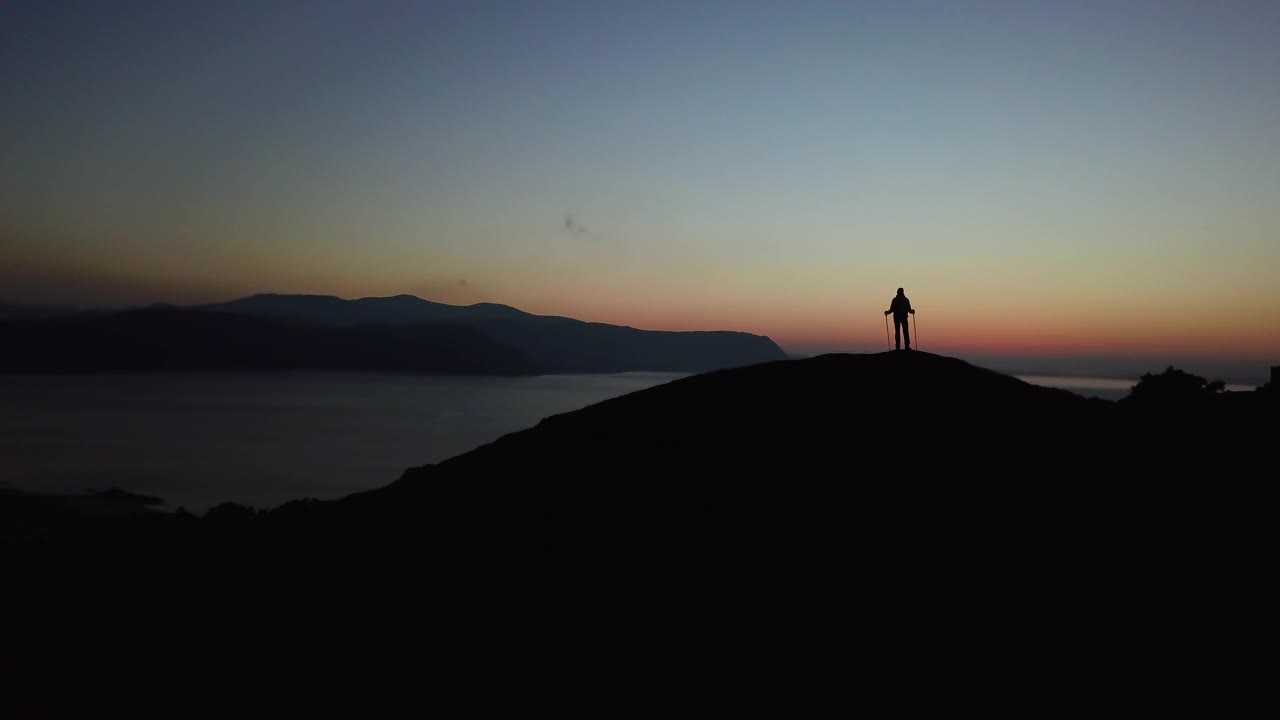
893 318 902 349
902 317 911 349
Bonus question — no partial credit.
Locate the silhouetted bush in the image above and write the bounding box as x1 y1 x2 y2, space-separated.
1122 366 1225 406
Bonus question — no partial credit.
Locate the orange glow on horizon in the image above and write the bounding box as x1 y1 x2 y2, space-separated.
5 252 1276 364
499 287 1280 363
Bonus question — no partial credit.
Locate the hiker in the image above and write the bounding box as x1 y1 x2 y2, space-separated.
884 288 915 350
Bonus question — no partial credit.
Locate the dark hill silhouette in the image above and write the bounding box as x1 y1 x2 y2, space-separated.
0 301 91 321
0 307 539 374
4 352 1271 713
200 292 530 324
200 292 787 372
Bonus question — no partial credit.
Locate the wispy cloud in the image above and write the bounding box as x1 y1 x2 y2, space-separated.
564 214 593 239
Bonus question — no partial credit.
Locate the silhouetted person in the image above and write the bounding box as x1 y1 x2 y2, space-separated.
884 288 915 350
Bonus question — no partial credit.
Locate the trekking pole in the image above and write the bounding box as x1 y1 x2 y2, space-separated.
912 313 919 351
884 314 891 351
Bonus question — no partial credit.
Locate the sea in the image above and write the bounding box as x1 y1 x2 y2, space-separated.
0 371 1256 511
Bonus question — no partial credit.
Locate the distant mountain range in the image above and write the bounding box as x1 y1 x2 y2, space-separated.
0 302 86 322
0 307 540 375
0 294 785 374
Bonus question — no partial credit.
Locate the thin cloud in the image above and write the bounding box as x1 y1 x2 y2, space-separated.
564 214 593 239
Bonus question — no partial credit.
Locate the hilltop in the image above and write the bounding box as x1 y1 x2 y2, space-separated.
5 352 1271 712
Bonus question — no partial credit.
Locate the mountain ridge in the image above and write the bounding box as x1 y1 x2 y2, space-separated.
198 292 787 372
0 293 786 374
0 307 540 375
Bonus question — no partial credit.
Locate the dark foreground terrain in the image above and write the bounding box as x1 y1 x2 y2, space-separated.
3 352 1273 714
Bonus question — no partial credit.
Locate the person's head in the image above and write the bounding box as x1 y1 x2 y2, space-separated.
896 287 904 295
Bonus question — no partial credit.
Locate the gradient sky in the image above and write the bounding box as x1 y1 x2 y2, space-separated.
3 0 1278 364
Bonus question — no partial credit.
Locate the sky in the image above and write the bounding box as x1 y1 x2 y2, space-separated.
3 0 1279 368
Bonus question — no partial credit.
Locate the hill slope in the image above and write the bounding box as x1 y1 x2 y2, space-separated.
5 352 1271 712
201 292 788 372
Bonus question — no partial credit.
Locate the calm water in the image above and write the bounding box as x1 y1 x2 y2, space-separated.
0 372 680 511
0 371 1255 511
